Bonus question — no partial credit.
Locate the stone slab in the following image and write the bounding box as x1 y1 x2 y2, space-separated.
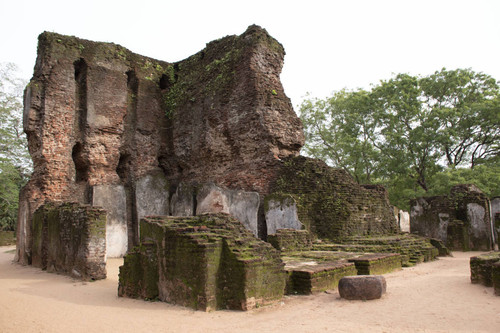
264 194 303 235
136 172 169 219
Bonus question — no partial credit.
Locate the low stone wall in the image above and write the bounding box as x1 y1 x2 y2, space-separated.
118 213 286 311
31 203 107 280
493 262 500 296
284 261 357 295
348 253 402 275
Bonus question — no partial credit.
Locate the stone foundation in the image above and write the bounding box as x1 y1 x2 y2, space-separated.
284 260 357 294
268 229 313 252
118 214 286 311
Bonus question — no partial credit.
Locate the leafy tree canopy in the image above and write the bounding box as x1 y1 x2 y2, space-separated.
0 63 30 231
300 68 500 210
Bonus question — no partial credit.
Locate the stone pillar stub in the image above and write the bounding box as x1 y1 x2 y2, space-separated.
92 184 127 258
135 172 169 220
399 211 410 233
264 194 303 235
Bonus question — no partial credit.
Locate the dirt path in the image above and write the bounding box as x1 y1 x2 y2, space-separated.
0 247 498 332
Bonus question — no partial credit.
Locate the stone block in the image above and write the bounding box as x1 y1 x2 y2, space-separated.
338 275 387 300
467 203 491 251
196 183 260 237
399 210 410 233
470 251 500 287
227 190 260 237
92 184 128 258
430 238 451 256
170 183 196 216
135 172 169 219
264 194 303 235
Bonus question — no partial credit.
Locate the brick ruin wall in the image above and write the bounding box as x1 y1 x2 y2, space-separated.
16 26 399 263
31 202 106 280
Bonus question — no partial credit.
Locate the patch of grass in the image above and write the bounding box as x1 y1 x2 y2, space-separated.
0 231 16 246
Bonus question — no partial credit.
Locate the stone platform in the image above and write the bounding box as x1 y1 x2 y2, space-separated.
282 251 401 294
313 234 441 267
118 214 286 311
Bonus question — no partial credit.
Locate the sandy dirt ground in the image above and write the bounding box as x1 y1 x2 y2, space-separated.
0 247 499 333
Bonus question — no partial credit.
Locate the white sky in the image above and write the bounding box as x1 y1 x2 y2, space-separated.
1 0 499 108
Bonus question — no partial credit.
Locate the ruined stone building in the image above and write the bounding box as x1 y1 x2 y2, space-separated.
16 25 402 267
15 25 463 309
410 184 497 251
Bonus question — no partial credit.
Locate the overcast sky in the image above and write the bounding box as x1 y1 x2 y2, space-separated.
1 0 499 108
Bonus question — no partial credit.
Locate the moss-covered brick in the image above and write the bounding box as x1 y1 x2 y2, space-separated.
268 229 313 252
348 253 402 275
118 213 286 311
430 238 451 256
30 202 107 280
447 220 470 251
311 234 441 267
270 156 398 242
470 251 500 287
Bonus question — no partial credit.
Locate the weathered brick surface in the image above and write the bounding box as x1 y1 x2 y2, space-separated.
268 157 399 241
17 25 304 263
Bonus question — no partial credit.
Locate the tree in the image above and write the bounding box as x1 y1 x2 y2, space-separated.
419 68 500 169
300 90 380 184
0 63 30 231
300 68 500 210
370 73 442 192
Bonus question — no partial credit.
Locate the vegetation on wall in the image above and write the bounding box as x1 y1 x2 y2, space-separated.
300 68 500 210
